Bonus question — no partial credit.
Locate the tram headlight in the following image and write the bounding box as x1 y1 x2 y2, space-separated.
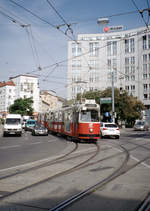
89 128 93 133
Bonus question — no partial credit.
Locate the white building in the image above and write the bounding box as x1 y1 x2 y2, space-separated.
0 80 16 115
67 26 150 109
10 75 40 115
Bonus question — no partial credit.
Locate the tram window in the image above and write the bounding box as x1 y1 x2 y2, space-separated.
91 110 99 122
81 111 91 122
80 110 99 122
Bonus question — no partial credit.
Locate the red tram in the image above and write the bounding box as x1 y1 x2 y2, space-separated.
38 99 100 141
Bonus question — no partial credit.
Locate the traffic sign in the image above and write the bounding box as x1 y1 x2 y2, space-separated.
100 97 112 104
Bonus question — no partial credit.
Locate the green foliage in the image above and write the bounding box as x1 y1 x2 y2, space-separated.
75 88 145 126
9 98 33 116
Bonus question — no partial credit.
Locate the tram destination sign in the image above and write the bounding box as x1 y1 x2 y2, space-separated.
100 97 112 104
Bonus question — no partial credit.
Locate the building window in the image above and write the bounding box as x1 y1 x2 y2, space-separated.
89 42 99 56
131 85 135 90
107 41 117 56
143 34 150 50
143 54 147 63
143 35 147 50
125 38 135 53
125 86 129 90
89 60 99 69
72 42 82 57
72 69 81 83
143 74 148 79
131 56 135 64
143 84 148 90
72 60 81 68
143 64 147 73
107 59 111 70
131 75 135 81
144 94 148 99
125 75 129 81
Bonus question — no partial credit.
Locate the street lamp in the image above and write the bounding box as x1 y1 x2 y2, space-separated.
97 18 116 122
111 71 115 123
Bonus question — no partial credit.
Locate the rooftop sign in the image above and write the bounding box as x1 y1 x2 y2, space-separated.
104 25 123 33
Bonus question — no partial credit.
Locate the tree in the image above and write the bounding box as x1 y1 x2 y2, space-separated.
9 98 33 116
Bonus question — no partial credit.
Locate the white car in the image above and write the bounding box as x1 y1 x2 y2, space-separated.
100 122 120 139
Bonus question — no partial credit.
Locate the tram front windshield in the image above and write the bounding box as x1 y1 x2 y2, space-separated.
80 109 99 122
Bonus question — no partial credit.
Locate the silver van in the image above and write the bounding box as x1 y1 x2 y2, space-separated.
133 121 149 131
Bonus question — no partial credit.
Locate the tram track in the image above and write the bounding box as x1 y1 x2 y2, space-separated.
0 142 79 180
0 141 103 181
49 142 150 211
0 143 100 201
1 140 150 211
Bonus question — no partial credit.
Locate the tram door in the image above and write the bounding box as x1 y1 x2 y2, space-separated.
73 109 79 137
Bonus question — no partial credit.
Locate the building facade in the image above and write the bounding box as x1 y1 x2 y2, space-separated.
67 26 150 109
9 75 40 115
0 81 16 116
40 90 65 113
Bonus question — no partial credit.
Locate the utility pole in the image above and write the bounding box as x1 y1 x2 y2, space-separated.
112 71 115 123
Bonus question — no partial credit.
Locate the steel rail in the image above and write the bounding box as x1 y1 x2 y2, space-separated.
0 143 99 200
0 142 78 180
49 145 129 211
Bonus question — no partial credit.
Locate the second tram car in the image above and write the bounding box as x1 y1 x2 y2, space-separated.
38 99 100 141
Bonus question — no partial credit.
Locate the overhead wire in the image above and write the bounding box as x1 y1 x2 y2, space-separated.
8 0 87 80
0 7 42 71
7 0 150 74
2 1 149 83
25 25 150 91
3 1 150 95
46 0 73 35
8 0 77 41
25 25 41 70
40 27 150 94
0 8 24 26
146 0 150 25
45 0 91 71
131 0 149 29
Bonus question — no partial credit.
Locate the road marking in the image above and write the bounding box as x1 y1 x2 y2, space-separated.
0 144 96 173
107 144 150 169
0 145 20 150
29 142 42 145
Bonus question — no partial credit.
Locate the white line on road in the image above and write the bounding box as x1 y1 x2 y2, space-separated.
0 145 20 149
107 144 150 169
29 142 42 145
0 144 96 173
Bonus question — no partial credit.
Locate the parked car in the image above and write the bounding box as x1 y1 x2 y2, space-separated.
25 119 37 131
100 122 120 139
133 121 149 131
32 124 48 136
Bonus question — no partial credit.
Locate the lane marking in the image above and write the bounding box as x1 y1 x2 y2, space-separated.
107 144 150 169
0 145 96 173
29 142 41 145
0 145 20 150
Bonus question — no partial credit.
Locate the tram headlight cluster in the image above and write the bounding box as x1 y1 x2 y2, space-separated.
89 128 93 133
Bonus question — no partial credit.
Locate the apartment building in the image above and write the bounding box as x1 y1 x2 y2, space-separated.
0 80 16 116
40 90 65 113
67 26 150 109
10 75 40 115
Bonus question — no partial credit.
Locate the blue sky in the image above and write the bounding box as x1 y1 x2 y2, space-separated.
0 0 148 98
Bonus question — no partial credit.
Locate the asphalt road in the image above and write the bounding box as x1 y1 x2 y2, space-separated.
0 128 150 211
0 130 68 170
